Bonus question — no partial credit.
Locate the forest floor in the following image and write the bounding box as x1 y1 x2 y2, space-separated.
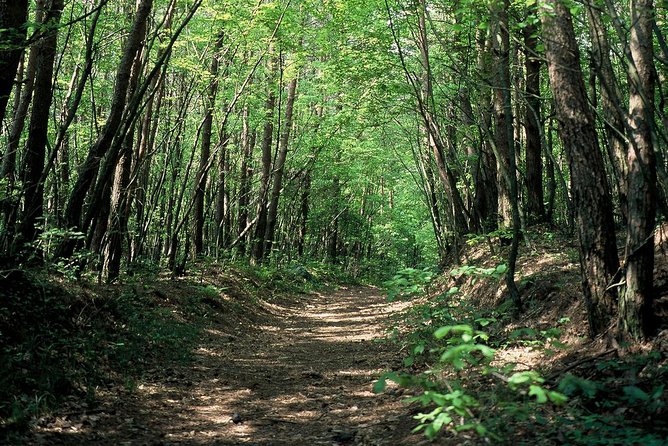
10 281 424 445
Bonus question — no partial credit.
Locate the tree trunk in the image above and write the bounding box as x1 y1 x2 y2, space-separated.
620 0 657 340
523 9 544 223
0 0 28 125
541 0 620 337
492 0 513 228
57 0 154 259
416 0 468 239
18 0 64 249
252 58 277 263
586 3 629 224
102 133 133 282
264 75 297 260
236 107 254 255
491 0 521 310
297 172 310 257
194 34 223 256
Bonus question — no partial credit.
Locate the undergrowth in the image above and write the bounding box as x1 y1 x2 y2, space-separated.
377 262 668 445
0 268 211 440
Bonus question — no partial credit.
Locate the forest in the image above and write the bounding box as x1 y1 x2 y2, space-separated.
0 0 667 444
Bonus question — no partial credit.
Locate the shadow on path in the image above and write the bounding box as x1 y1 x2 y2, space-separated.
26 286 421 445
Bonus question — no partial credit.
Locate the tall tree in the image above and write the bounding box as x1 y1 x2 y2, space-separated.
0 0 28 125
194 34 224 256
541 0 620 336
620 0 657 340
523 5 544 222
58 0 154 259
252 56 278 263
18 0 64 249
264 74 298 259
586 2 629 224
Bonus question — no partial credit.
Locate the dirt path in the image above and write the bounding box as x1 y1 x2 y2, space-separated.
28 286 422 445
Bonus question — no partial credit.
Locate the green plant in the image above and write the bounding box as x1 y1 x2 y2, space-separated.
384 266 436 301
450 263 507 284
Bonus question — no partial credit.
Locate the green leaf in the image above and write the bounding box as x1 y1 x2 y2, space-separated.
547 391 568 405
434 324 473 339
623 385 650 402
373 377 387 393
529 385 548 403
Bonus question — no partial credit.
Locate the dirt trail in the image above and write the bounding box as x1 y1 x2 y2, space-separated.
28 286 421 445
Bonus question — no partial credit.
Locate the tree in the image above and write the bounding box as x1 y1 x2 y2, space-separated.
18 0 65 249
0 0 28 125
541 0 620 336
620 0 657 340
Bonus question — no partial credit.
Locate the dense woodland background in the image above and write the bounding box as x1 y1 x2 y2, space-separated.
1 0 667 350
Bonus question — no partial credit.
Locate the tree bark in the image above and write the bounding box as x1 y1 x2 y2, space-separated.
491 0 513 228
586 3 629 224
18 0 64 248
0 0 28 125
264 75 297 260
236 107 254 255
194 34 223 256
523 8 544 223
252 57 277 263
620 0 657 340
541 0 620 337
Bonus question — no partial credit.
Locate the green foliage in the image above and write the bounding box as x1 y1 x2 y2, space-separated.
450 262 508 283
384 267 436 302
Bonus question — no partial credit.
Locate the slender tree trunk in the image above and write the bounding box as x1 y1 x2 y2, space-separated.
0 0 28 125
416 0 468 239
620 0 657 340
214 131 229 252
57 0 153 259
252 57 277 263
236 107 254 255
297 172 310 257
586 3 629 224
523 9 544 223
18 0 64 249
0 4 43 185
541 0 620 337
264 75 297 260
194 35 223 256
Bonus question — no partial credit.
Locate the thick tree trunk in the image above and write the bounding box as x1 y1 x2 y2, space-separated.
0 0 28 125
620 0 657 340
18 0 64 248
541 0 620 336
264 75 297 260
